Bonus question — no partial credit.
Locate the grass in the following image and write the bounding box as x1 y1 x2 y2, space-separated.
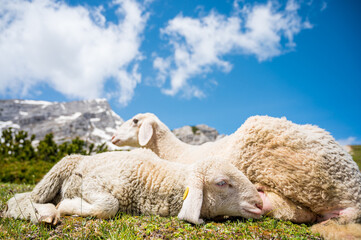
0 183 321 239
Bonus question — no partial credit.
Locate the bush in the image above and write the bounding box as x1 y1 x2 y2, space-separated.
0 128 109 184
351 145 361 169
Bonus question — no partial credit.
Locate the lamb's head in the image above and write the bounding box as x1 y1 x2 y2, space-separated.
178 158 263 224
112 113 162 147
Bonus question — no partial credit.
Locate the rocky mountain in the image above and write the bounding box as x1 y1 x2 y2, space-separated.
172 124 224 145
0 99 123 149
0 99 223 148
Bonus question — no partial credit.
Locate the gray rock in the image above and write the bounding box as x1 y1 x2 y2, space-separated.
0 99 123 149
172 124 225 145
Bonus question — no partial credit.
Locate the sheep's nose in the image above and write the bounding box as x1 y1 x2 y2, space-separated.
111 135 120 145
255 203 263 211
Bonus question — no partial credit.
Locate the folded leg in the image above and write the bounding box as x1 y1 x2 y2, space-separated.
4 192 60 224
318 207 361 224
261 190 317 223
57 192 119 219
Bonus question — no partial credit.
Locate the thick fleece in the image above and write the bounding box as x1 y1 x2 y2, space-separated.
112 113 361 239
4 149 263 225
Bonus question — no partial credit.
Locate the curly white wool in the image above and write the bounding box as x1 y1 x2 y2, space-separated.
4 149 263 225
112 113 361 239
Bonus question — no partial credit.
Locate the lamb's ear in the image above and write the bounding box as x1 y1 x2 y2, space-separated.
178 182 204 224
138 119 153 146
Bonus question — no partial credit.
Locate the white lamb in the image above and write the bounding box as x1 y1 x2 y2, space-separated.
112 113 361 239
3 148 263 225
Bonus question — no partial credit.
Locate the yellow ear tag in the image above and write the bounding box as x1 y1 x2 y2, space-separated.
183 187 189 200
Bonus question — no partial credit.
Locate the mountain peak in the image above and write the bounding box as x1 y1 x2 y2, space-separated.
0 99 123 149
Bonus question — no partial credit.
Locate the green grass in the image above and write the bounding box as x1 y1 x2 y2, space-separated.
350 145 361 169
0 183 321 239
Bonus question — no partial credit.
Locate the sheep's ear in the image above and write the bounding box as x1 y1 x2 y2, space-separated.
178 184 204 224
138 120 153 146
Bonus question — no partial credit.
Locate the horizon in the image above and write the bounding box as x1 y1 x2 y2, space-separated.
0 0 360 144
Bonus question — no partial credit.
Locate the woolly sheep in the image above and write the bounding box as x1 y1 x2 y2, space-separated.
3 148 263 225
112 113 361 239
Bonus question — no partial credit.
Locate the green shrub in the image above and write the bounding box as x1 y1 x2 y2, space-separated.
0 128 109 184
351 145 361 169
191 126 200 135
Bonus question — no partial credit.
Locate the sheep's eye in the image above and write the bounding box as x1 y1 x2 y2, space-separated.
133 118 139 124
216 180 227 186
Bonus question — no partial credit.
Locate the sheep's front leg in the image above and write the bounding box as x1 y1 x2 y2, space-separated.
57 194 119 219
260 190 317 223
4 192 60 225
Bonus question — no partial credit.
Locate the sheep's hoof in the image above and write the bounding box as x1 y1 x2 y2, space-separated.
195 218 205 224
39 214 61 225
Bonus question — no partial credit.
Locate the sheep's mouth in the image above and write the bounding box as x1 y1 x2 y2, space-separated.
111 139 120 145
242 204 263 218
244 208 262 217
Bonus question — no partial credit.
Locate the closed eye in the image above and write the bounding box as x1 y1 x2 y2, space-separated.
216 180 228 187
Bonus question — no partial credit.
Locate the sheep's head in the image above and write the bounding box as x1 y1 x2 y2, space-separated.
178 158 263 224
111 113 159 147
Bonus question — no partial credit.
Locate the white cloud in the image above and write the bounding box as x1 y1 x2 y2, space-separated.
0 0 147 106
154 0 311 98
153 56 171 86
321 1 327 11
337 137 360 146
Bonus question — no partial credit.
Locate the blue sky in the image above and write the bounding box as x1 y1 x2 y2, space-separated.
0 0 360 144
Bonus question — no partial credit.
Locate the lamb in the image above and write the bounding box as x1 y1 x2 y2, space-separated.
3 148 263 225
112 113 361 239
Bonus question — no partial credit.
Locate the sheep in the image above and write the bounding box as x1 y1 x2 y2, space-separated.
3 148 264 225
112 113 361 239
